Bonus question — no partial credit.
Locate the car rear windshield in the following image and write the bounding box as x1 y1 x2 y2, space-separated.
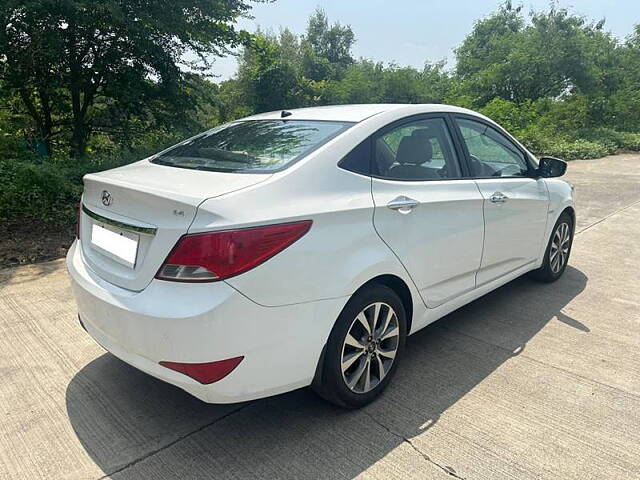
151 119 353 173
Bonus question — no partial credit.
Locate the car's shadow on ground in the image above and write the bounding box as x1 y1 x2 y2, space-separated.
66 266 588 479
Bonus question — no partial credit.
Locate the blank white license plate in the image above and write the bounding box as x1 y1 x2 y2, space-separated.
91 223 139 268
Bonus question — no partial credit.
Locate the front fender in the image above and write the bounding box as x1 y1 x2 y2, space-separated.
537 179 575 265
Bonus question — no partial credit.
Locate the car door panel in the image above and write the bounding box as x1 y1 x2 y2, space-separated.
474 178 549 285
451 115 550 285
369 115 485 308
372 179 485 307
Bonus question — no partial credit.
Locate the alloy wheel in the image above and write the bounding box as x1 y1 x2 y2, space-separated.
550 222 571 274
340 302 400 394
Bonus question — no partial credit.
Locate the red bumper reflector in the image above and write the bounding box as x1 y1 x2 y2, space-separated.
159 356 244 384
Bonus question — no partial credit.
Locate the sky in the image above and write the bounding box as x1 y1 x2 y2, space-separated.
209 0 638 82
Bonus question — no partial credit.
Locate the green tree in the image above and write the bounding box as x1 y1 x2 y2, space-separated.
611 25 640 130
323 60 385 104
0 0 258 157
301 8 355 81
455 1 525 103
236 32 304 113
456 2 620 106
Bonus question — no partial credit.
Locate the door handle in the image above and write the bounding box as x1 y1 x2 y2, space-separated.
387 196 419 214
489 192 508 204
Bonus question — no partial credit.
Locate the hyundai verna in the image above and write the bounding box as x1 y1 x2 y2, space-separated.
67 104 575 408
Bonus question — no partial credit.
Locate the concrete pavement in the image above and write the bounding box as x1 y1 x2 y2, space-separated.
0 154 639 479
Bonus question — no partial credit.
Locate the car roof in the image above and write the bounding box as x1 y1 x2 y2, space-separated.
241 104 479 123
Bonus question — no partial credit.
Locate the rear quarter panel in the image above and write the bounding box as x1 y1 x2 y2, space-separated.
193 165 415 307
189 118 423 309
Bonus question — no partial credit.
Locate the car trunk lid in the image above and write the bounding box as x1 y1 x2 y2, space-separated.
79 160 270 291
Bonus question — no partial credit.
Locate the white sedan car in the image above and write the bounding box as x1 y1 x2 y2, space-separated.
67 104 575 408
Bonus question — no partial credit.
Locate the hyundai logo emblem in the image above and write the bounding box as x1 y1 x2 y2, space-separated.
101 190 112 206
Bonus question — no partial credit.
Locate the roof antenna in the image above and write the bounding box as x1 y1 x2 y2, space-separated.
281 110 292 118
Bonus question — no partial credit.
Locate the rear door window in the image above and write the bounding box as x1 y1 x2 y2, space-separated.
152 120 353 173
373 117 462 181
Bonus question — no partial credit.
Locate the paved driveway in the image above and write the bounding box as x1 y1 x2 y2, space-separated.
1 154 639 479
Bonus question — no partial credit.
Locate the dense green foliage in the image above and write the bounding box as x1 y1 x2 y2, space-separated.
0 0 257 158
1 1 640 229
222 5 640 161
0 0 258 225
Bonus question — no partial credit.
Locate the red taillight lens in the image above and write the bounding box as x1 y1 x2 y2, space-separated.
156 220 312 282
160 356 244 384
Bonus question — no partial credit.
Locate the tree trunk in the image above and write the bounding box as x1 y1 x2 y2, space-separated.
69 68 99 158
18 88 53 158
70 121 88 159
69 79 88 158
38 89 54 158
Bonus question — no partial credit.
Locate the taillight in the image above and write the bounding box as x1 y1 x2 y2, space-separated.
160 356 244 384
156 220 312 282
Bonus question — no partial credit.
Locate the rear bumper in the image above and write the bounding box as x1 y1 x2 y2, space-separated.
66 240 346 403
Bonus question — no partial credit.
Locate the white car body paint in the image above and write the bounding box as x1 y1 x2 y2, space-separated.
473 177 549 285
67 104 575 403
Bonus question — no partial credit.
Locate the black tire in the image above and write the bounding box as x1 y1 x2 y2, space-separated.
529 211 574 283
313 284 407 408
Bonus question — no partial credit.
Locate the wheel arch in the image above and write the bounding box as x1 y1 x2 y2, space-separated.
311 273 415 392
549 205 576 245
537 204 575 264
561 205 576 227
354 274 414 334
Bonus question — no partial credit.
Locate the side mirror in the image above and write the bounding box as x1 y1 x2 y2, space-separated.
537 156 567 178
